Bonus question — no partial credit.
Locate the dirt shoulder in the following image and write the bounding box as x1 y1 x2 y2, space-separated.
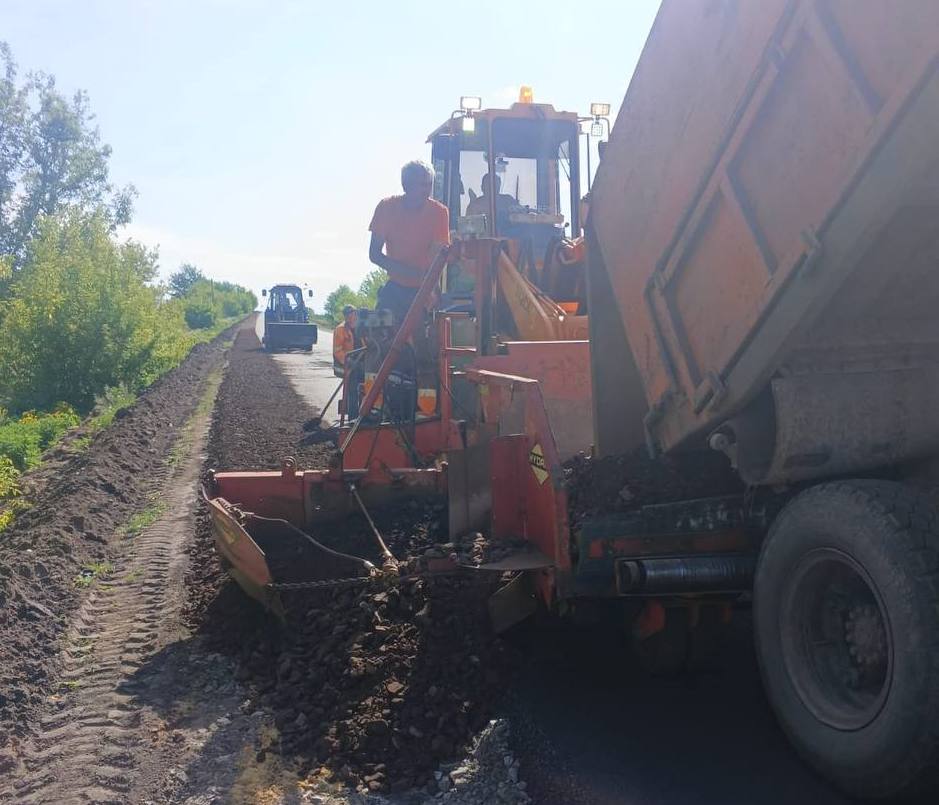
0 318 244 745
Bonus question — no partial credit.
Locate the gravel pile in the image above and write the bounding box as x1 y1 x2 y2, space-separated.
424 719 530 804
187 330 526 801
225 548 519 797
289 720 529 805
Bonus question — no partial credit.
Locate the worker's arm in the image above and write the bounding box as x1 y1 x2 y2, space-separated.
368 233 423 284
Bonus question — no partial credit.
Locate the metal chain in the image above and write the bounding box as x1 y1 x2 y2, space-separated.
267 576 376 592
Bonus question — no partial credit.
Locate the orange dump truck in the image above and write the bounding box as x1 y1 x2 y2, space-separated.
583 0 939 798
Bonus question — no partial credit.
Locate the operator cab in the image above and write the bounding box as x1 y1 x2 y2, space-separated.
264 284 308 322
427 89 593 303
429 91 581 244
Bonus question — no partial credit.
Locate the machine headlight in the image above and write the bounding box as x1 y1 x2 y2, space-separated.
460 96 482 112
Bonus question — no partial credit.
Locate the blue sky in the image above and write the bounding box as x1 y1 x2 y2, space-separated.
1 0 659 310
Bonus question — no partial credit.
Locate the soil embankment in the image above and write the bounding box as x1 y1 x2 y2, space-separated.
0 322 242 739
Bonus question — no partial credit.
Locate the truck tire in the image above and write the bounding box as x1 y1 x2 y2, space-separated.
754 480 939 799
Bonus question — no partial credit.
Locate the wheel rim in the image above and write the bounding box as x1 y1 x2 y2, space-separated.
780 547 892 731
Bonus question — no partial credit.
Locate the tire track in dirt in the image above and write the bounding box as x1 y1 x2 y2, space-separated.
2 386 214 804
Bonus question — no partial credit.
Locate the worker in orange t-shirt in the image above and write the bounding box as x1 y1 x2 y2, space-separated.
368 160 450 323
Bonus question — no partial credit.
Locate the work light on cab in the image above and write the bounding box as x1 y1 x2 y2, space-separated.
460 95 481 112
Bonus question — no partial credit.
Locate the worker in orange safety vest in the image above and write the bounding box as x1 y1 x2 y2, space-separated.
332 305 357 377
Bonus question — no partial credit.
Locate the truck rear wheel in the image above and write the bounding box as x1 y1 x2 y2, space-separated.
754 480 939 799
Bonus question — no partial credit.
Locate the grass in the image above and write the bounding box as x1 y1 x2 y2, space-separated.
0 388 136 535
74 560 114 588
70 435 92 452
84 385 138 436
0 407 80 472
168 365 224 468
117 502 166 539
0 498 30 533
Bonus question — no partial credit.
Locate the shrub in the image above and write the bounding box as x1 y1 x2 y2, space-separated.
0 456 20 500
0 212 164 414
0 406 79 471
184 303 216 329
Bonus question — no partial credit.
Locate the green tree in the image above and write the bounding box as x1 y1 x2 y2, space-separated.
322 271 388 325
324 284 362 325
178 277 255 328
358 268 387 307
0 42 135 279
0 44 28 240
0 211 162 413
168 263 205 298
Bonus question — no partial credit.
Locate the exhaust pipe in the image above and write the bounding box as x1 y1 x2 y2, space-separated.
616 555 754 595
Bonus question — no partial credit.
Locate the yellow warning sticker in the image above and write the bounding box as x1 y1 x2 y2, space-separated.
529 443 548 485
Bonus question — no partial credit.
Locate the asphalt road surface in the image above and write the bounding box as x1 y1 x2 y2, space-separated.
506 616 854 805
259 318 855 804
255 318 341 424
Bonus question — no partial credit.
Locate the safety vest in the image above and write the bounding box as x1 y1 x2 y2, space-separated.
333 321 355 367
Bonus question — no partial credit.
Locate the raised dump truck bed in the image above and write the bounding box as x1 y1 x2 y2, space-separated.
589 0 939 482
583 2 939 798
